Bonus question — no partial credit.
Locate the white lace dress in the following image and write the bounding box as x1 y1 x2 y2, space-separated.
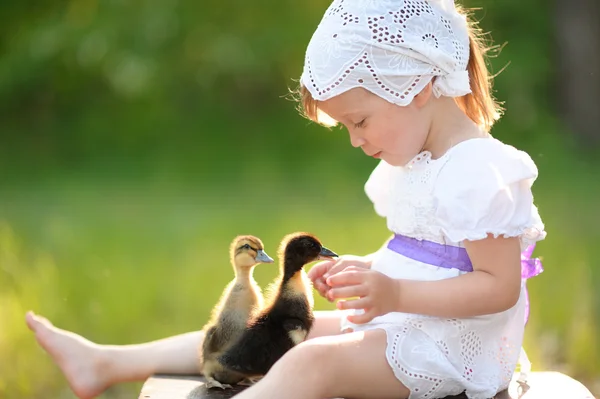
340 138 546 399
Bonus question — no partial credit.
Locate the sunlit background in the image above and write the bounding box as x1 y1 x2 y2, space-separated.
1 0 599 398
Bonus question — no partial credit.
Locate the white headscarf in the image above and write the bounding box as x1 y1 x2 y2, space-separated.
300 0 471 105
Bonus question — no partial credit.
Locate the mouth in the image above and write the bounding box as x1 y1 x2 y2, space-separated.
317 246 338 260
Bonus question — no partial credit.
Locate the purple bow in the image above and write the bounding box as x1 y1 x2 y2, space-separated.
521 244 544 324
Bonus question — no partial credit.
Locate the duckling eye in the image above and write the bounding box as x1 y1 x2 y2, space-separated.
242 244 251 250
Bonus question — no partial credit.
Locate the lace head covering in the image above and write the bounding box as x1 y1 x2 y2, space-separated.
300 0 471 105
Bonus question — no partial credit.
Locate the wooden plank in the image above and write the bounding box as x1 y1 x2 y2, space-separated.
139 372 595 399
138 374 245 399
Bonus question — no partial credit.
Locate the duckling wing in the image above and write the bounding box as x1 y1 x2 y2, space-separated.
202 325 221 357
202 315 245 359
218 316 293 376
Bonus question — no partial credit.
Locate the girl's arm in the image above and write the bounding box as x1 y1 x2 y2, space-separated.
327 235 523 322
395 235 522 318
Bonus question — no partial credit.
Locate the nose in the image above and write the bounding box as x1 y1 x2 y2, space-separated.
349 131 366 148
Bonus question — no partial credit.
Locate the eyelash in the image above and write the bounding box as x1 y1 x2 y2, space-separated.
354 119 366 128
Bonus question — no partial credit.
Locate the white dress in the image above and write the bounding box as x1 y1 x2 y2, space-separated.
341 138 546 399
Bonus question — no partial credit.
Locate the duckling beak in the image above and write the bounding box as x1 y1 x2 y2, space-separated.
318 246 338 260
255 249 275 263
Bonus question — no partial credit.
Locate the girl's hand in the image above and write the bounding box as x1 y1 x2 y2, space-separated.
326 266 400 324
308 255 372 300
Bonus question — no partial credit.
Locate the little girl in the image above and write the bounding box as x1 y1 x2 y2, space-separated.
26 0 545 398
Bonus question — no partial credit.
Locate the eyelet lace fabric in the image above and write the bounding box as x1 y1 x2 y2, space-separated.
301 0 471 105
343 139 546 398
379 308 525 399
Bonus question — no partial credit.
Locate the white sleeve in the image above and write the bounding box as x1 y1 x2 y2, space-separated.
432 141 546 246
364 160 395 218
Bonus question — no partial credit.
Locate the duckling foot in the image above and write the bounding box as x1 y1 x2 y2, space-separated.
237 377 262 386
205 378 233 390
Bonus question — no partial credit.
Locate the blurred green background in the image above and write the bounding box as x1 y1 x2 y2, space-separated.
1 0 599 398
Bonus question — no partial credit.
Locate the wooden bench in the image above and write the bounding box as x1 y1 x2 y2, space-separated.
139 371 595 399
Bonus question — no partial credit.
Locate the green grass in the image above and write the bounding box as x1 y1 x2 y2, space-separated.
1 151 599 398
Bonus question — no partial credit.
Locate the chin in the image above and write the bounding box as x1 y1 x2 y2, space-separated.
380 154 403 167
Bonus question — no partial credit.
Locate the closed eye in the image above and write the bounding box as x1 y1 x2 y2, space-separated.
354 118 366 128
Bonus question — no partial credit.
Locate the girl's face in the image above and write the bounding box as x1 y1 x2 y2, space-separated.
317 87 432 167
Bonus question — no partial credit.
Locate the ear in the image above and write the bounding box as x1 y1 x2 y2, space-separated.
413 81 433 108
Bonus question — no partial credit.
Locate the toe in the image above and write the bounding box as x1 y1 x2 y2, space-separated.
205 379 224 389
25 311 38 331
25 311 52 332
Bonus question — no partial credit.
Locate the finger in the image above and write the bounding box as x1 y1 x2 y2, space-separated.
317 278 335 301
326 270 365 287
328 285 367 300
323 259 348 278
307 260 336 281
313 276 325 287
346 309 376 324
339 265 365 273
322 258 348 279
324 263 365 279
307 261 331 281
336 297 370 311
313 278 331 298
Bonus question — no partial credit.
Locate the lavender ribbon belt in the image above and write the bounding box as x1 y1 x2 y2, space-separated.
387 234 544 324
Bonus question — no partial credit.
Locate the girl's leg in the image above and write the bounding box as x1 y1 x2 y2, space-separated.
25 311 201 399
232 329 410 399
307 310 345 339
25 309 344 399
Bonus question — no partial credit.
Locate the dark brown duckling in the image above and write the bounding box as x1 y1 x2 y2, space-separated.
217 232 337 379
200 235 274 389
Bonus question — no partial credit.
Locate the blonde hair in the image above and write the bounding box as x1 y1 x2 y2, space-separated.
296 7 503 132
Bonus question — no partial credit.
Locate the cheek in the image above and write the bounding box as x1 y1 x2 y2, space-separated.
387 112 426 143
367 119 404 147
378 119 427 159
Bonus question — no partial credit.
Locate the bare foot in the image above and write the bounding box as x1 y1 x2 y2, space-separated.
25 311 111 399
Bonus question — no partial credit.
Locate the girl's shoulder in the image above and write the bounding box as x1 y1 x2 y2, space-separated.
444 137 538 176
431 137 546 244
435 137 539 187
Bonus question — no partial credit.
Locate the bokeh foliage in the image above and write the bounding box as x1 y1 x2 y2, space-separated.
1 0 598 397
